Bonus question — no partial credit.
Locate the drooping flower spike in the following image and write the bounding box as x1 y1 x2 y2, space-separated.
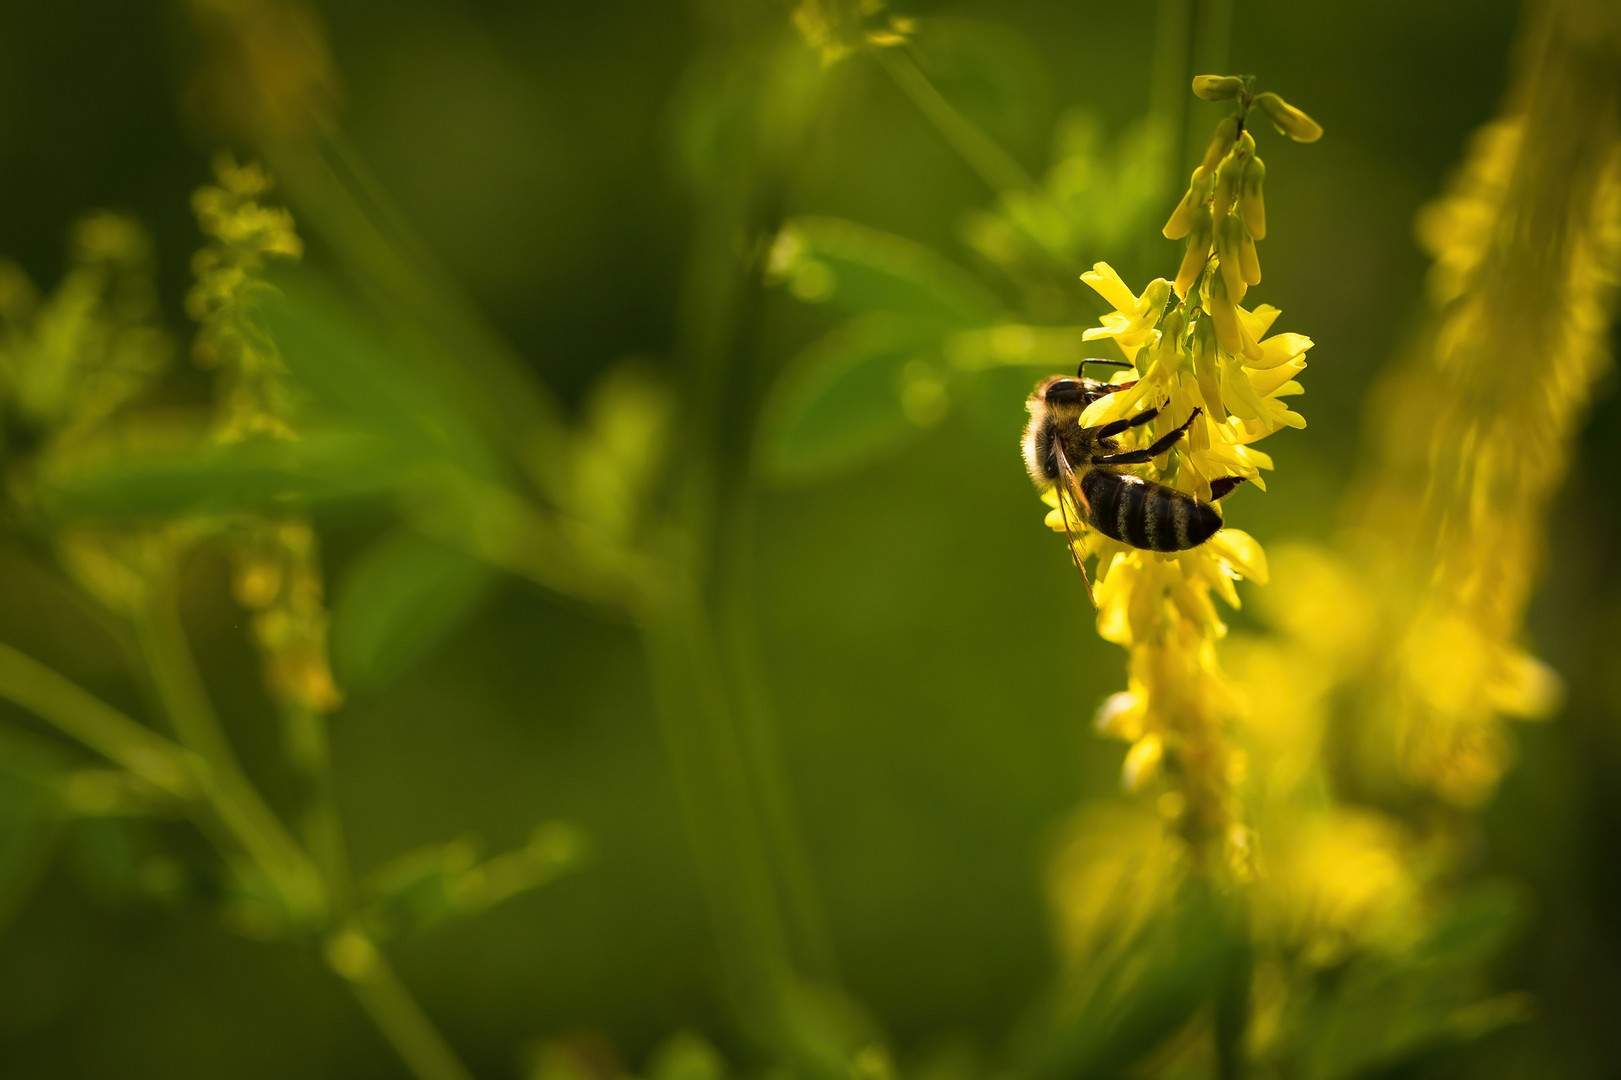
1029 76 1320 872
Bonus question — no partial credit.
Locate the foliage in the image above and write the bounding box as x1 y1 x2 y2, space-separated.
1 1 1620 1078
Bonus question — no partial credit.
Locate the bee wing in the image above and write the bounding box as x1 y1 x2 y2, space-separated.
1050 438 1097 609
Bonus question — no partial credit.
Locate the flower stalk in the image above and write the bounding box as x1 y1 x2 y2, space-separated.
1038 77 1321 869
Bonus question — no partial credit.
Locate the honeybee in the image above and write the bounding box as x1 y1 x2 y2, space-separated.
1023 360 1243 601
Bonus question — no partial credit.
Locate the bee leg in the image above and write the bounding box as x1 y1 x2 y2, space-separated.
1091 407 1203 465
1096 407 1159 439
1209 476 1247 500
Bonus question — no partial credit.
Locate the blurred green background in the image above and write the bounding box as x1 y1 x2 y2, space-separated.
2 0 1620 1077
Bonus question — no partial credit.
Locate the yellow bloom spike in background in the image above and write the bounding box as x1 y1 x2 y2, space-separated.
1036 78 1319 868
188 156 343 718
1336 8 1621 807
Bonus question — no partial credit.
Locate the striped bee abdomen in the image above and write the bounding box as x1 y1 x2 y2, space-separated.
1079 470 1221 552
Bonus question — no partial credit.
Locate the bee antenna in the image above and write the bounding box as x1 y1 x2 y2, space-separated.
1078 358 1134 376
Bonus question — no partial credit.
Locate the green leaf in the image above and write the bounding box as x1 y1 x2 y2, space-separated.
773 218 1004 327
1291 882 1530 1080
43 429 407 520
261 269 501 477
333 530 495 695
758 317 948 483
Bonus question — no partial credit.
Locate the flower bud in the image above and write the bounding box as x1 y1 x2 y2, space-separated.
1240 154 1267 240
1156 308 1188 376
1162 166 1211 240
1138 277 1174 318
1208 269 1251 358
1253 91 1323 143
1216 211 1248 302
1174 203 1213 299
1213 148 1245 219
1191 74 1245 101
1191 314 1225 420
1200 116 1241 174
1238 223 1262 285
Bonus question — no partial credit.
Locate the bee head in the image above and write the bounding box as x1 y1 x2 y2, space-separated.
1032 374 1114 412
1042 377 1088 405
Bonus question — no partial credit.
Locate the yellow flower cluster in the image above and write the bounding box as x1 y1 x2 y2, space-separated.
188 156 342 717
188 154 304 444
791 0 914 64
1346 102 1621 804
0 212 170 452
1039 79 1320 866
231 518 343 714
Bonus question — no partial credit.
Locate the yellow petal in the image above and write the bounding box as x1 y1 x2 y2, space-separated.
1249 357 1306 396
1208 528 1268 584
1200 115 1240 173
1238 225 1262 286
1251 331 1313 369
1175 205 1213 299
1238 303 1282 341
1487 647 1563 719
1216 212 1247 302
1239 154 1267 239
1122 734 1164 791
1209 272 1260 359
1191 316 1225 420
1163 167 1211 240
1191 74 1245 101
1254 91 1323 143
1081 261 1138 313
1093 691 1145 740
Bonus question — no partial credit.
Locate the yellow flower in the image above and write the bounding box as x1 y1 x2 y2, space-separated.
1078 263 1171 365
187 157 344 719
1034 82 1320 868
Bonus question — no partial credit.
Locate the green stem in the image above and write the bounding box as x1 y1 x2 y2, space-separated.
0 641 196 798
284 704 352 914
341 945 476 1080
718 517 840 984
130 578 324 919
132 570 474 1079
641 580 799 1039
878 47 1034 196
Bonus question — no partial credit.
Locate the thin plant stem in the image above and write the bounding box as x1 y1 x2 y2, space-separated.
344 948 477 1080
0 640 196 797
641 581 799 1039
719 514 840 984
284 703 352 914
878 47 1034 196
130 578 324 914
635 31 839 1055
132 568 475 1080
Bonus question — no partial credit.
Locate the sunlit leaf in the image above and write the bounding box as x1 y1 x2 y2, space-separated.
772 217 1003 327
758 316 948 483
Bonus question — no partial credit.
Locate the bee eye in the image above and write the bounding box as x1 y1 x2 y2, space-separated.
1045 378 1083 403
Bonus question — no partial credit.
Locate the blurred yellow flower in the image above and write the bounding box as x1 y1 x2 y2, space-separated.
188 156 343 718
